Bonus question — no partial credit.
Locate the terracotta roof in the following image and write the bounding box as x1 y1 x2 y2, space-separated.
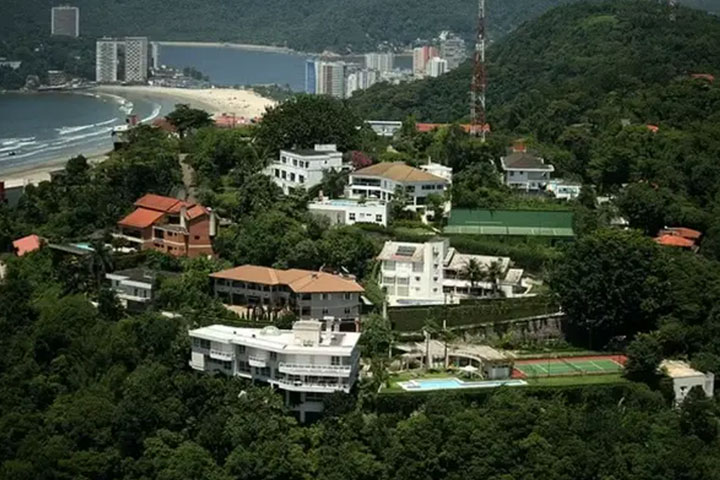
134 194 184 213
118 208 165 229
646 124 659 133
691 73 715 82
501 152 554 171
13 234 43 256
353 162 447 183
655 234 695 248
186 205 209 220
663 227 702 240
211 265 364 293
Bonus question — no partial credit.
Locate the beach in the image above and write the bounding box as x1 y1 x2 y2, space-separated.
94 85 277 118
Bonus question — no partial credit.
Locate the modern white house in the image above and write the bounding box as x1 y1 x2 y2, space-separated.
661 360 715 406
308 196 389 227
420 160 453 184
545 179 582 201
366 120 403 137
500 144 555 192
189 320 361 422
266 144 344 194
346 162 450 212
377 238 527 306
105 268 177 311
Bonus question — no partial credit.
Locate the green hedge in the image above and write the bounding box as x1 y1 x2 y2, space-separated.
389 295 559 332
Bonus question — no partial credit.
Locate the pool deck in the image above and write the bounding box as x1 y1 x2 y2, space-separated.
398 377 528 392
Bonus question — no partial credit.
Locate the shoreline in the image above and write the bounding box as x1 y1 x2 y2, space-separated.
0 149 110 183
157 41 298 55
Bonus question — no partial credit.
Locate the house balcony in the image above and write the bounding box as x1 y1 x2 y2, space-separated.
272 378 351 394
209 349 234 361
278 362 353 376
248 355 268 368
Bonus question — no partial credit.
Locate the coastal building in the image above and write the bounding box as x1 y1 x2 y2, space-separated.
365 52 394 73
96 38 118 83
346 69 379 97
426 57 448 78
377 238 526 306
151 42 161 70
366 120 402 137
105 268 178 312
189 321 361 422
413 46 439 77
308 196 389 227
346 162 450 212
124 37 149 83
47 70 67 87
265 144 344 194
51 6 79 37
305 59 317 94
315 61 346 98
439 31 467 70
661 360 714 406
115 193 218 258
500 143 555 192
210 265 364 331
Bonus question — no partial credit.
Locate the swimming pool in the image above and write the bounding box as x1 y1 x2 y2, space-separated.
398 377 527 391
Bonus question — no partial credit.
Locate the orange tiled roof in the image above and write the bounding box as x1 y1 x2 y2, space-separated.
118 208 165 229
186 205 209 220
13 234 43 256
211 265 364 293
655 234 695 248
664 227 702 240
353 162 446 183
134 194 184 213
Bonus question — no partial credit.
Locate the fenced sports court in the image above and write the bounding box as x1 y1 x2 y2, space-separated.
512 355 626 378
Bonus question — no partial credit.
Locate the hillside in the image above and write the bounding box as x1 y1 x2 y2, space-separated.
0 0 590 53
349 0 720 122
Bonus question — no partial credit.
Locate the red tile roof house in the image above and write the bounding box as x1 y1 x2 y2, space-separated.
116 194 218 258
12 234 44 256
654 227 702 251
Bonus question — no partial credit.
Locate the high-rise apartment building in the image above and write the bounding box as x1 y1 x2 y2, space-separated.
364 52 394 73
96 39 118 83
346 69 379 97
315 61 346 98
124 37 149 83
305 59 317 94
439 31 467 70
413 46 439 77
427 57 448 78
51 6 79 37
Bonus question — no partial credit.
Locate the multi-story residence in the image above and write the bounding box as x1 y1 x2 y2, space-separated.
426 57 448 77
310 60 346 98
500 143 555 192
364 52 394 73
51 6 79 37
346 69 379 97
105 268 177 312
116 193 217 258
96 38 118 83
124 37 149 83
413 45 439 77
378 238 526 306
266 144 343 194
189 320 361 422
366 120 402 137
210 265 364 331
308 197 389 227
305 59 317 94
439 31 467 70
346 162 450 212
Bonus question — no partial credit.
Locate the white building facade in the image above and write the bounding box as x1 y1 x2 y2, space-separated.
661 360 715 406
96 39 118 83
265 144 344 194
189 321 361 422
365 53 394 73
346 162 449 212
378 238 526 306
500 147 555 192
309 198 389 227
366 120 402 137
426 57 448 77
316 61 346 98
51 6 79 37
346 69 379 97
124 37 149 83
413 46 439 77
439 31 467 70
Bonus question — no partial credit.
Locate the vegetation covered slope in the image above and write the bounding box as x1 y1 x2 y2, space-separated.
0 0 633 53
350 0 720 121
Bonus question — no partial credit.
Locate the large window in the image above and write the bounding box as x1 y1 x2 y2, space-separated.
331 356 341 366
193 338 211 349
384 261 396 271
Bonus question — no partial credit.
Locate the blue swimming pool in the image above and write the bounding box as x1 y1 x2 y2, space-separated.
398 377 527 391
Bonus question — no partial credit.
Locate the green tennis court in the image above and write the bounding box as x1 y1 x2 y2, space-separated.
514 357 624 378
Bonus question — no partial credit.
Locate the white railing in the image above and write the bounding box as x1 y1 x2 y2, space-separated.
278 362 352 375
209 349 233 361
248 355 268 367
274 378 350 393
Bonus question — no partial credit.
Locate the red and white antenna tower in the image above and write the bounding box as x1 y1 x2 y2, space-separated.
470 0 487 141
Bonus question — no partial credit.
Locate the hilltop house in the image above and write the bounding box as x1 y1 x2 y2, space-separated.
500 143 554 192
105 268 178 312
189 320 361 422
116 194 217 258
210 265 364 331
265 144 344 194
377 238 526 306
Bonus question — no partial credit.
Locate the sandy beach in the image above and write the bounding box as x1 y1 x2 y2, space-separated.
94 85 277 119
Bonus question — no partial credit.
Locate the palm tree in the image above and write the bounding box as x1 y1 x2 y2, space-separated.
460 258 484 292
87 240 113 291
485 260 505 297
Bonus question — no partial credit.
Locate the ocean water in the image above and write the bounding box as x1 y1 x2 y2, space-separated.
0 91 169 174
